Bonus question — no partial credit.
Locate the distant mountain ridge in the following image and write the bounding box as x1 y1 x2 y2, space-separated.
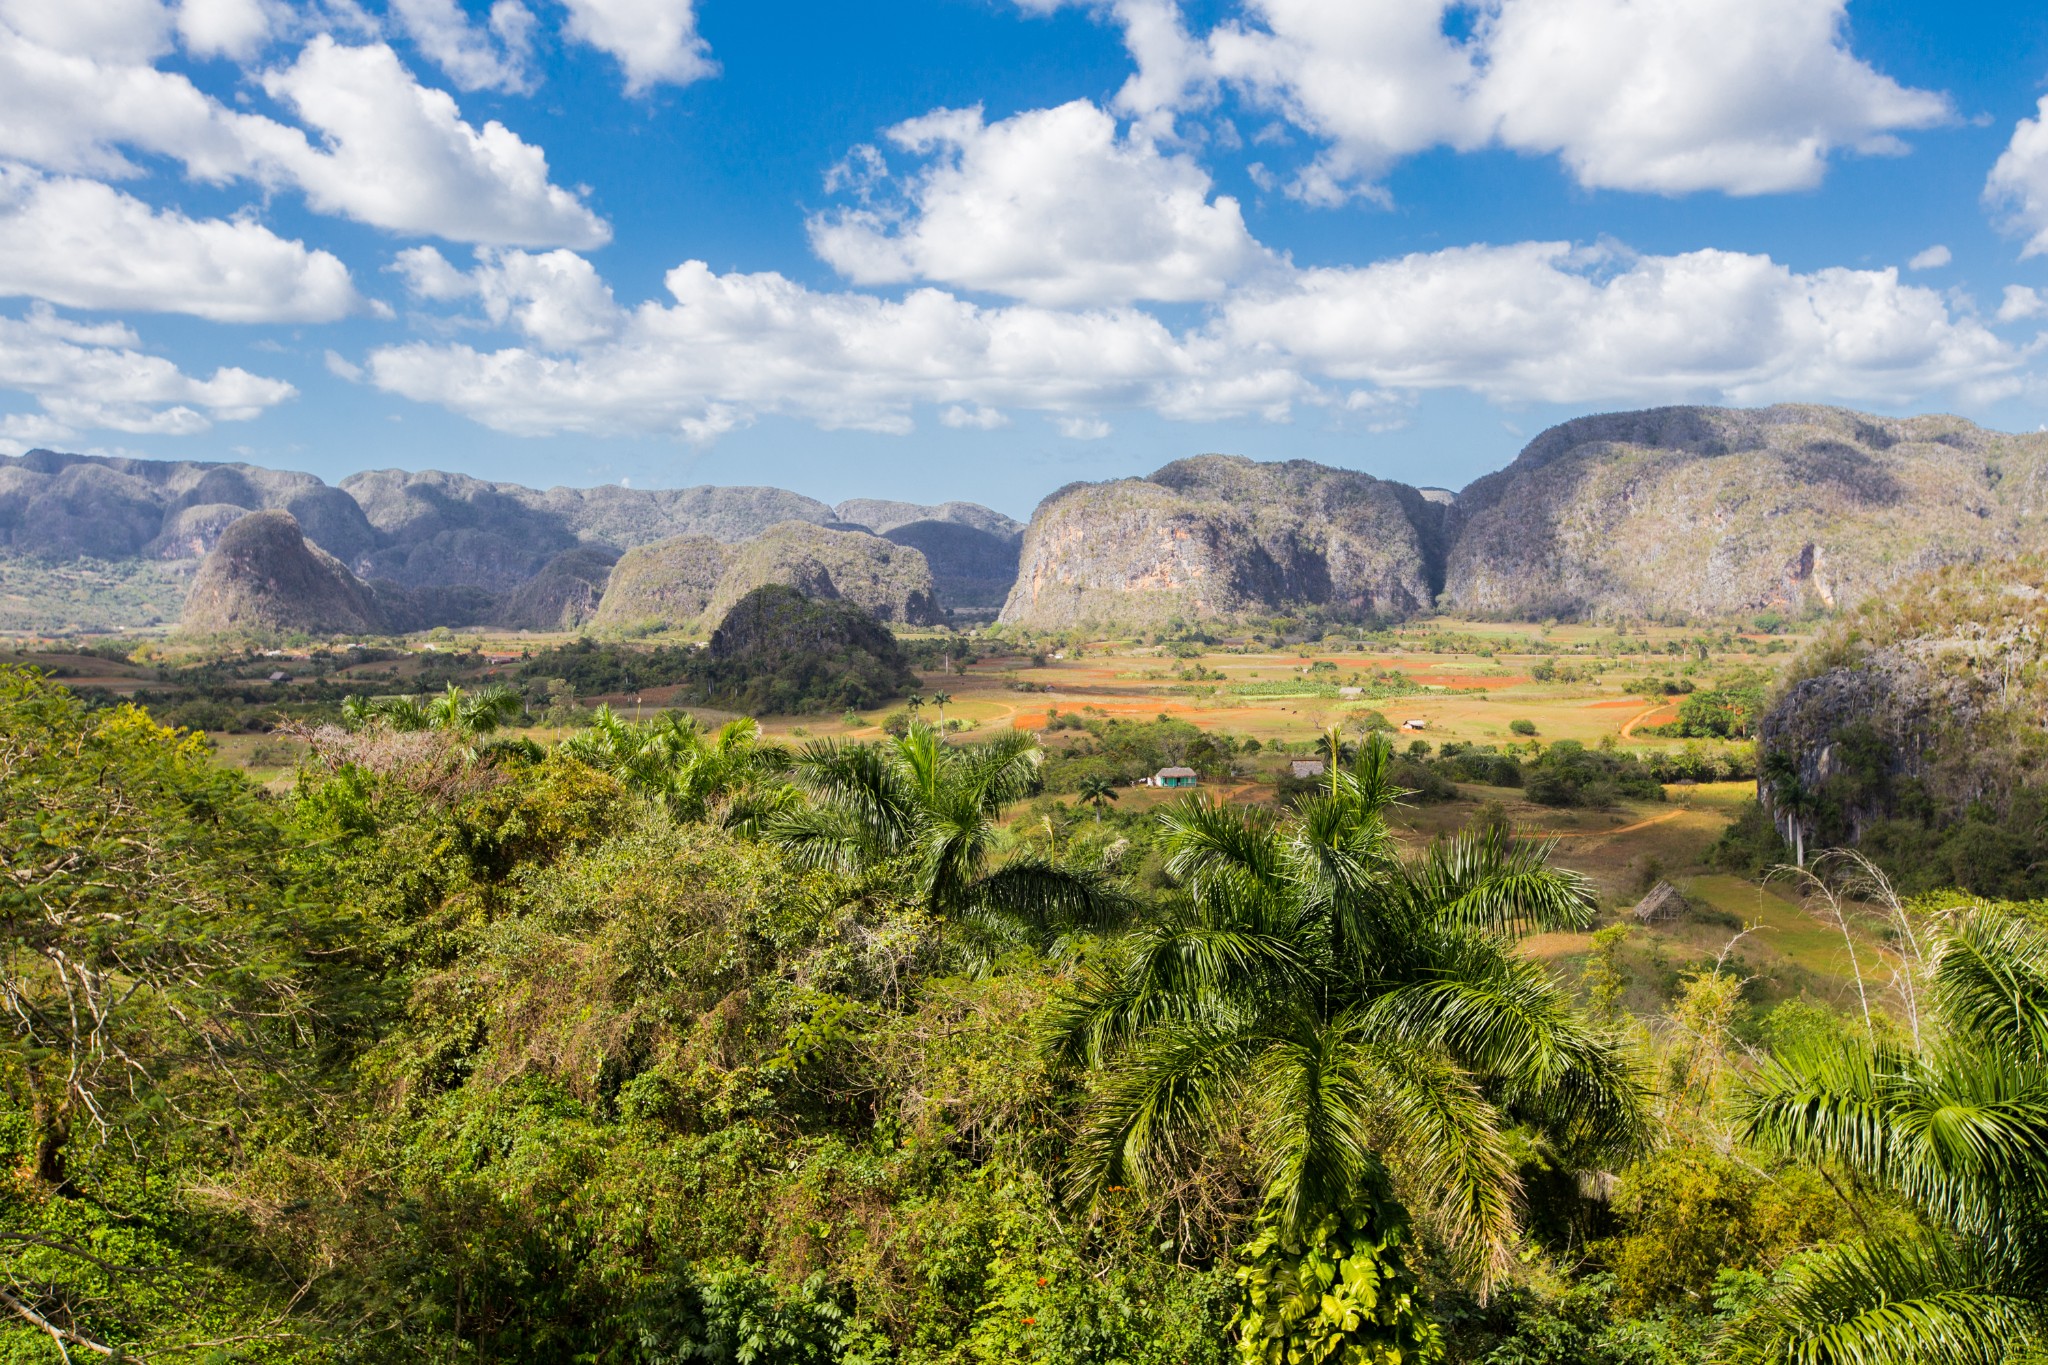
12 401 2048 635
0 449 1017 632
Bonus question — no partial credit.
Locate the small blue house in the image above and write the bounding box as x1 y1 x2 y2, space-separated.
1152 766 1198 788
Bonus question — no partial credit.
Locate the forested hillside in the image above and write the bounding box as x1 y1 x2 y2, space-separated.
4 667 2045 1363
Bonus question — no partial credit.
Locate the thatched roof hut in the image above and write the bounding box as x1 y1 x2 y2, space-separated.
1632 881 1690 925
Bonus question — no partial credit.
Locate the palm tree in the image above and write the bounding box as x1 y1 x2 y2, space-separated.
341 684 519 739
1721 909 2048 1365
425 682 522 739
1761 749 1818 867
1052 733 1648 1298
765 722 1125 943
930 690 953 731
1078 773 1119 821
560 707 788 826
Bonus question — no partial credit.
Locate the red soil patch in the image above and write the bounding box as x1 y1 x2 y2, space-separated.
1410 675 1527 690
1588 698 1642 709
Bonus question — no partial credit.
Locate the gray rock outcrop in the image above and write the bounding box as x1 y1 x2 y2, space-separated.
999 455 1442 629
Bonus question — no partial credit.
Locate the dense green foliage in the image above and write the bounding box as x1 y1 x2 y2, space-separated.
697 585 918 714
5 663 2046 1365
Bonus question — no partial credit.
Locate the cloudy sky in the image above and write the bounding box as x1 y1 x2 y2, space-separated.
4 0 2047 513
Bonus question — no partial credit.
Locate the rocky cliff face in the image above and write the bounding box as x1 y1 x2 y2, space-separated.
0 450 376 564
830 499 1022 610
999 455 1441 629
492 547 617 631
1443 405 2048 621
591 521 942 630
1757 557 2048 843
704 522 942 626
589 535 732 631
340 469 836 590
181 511 384 636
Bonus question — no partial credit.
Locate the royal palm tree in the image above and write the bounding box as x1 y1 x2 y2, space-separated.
930 690 953 731
425 682 523 739
766 722 1124 943
1078 773 1119 820
1721 910 2048 1365
1053 733 1649 1296
560 707 788 826
341 684 520 740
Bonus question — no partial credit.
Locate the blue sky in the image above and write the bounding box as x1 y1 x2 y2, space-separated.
4 0 2048 517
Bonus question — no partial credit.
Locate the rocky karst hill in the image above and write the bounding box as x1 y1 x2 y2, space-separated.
704 522 942 626
181 511 385 636
0 450 376 564
28 402 2048 637
588 535 732 631
831 499 1023 610
1754 556 2048 893
696 584 918 713
339 469 839 590
590 522 942 631
999 455 1443 629
1443 405 2048 621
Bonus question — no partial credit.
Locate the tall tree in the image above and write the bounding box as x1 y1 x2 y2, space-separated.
766 722 1125 943
1078 773 1119 821
1053 735 1649 1303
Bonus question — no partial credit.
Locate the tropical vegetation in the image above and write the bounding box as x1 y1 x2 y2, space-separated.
3 664 2045 1365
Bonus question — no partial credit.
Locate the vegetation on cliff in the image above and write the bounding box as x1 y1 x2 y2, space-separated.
696 584 918 713
1754 556 2048 895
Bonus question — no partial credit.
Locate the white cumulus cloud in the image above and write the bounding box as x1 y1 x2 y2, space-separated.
366 259 1303 436
362 240 2025 443
1907 244 1951 270
1220 241 2018 405
261 38 611 247
1987 96 2048 258
0 304 295 446
0 0 173 63
391 0 534 92
941 404 1009 429
0 23 609 248
559 0 715 95
395 244 623 347
1054 415 1112 439
175 0 276 60
1050 0 1949 203
1997 285 2045 323
0 165 358 322
810 100 1277 305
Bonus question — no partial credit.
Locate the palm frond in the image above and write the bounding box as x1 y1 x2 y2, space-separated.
1340 731 1411 818
1717 1234 2044 1365
1251 1014 1382 1243
761 802 872 876
1160 795 1286 898
1934 911 2048 1063
971 857 1133 939
1738 1035 2048 1242
1352 1032 1522 1294
953 725 1045 814
1045 915 1311 1068
788 736 914 857
1365 934 1652 1158
1397 825 1596 934
1065 1016 1263 1207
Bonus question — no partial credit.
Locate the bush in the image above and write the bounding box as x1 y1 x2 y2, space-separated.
1509 719 1537 736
